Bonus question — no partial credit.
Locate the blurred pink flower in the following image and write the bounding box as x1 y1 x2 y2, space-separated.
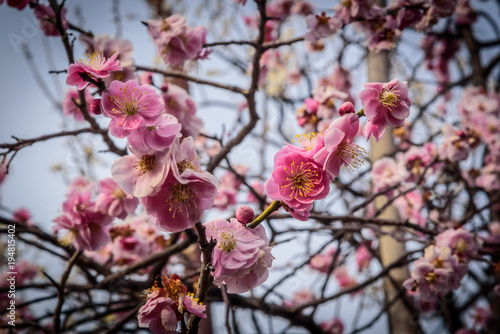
62 89 94 122
34 4 68 36
204 218 274 293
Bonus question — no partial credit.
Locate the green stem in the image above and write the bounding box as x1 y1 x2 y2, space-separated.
247 201 282 229
357 108 365 117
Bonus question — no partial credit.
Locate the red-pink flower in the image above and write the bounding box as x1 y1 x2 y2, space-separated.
95 178 138 219
359 78 412 128
141 172 218 233
265 152 330 221
34 4 68 36
13 207 34 226
102 80 164 138
111 147 172 198
305 12 341 42
162 83 203 139
204 218 274 293
137 294 178 334
53 191 112 251
314 114 365 180
66 52 122 90
127 114 182 153
62 89 94 122
5 0 29 10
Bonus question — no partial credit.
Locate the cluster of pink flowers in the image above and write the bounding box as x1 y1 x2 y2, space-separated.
86 215 168 268
422 32 460 84
214 166 248 211
80 34 135 85
439 123 480 162
204 217 274 293
266 113 367 220
403 228 478 306
146 15 211 67
138 274 206 333
53 188 112 251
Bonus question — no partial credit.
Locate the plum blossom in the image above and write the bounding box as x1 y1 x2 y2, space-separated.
141 137 219 232
62 89 94 122
5 0 29 10
236 205 255 225
204 218 274 293
66 52 122 90
355 244 372 271
111 147 172 198
146 15 211 67
101 80 164 138
95 178 138 219
283 288 315 308
162 83 203 139
0 158 8 186
127 114 182 153
359 78 412 128
321 317 344 334
13 207 34 226
371 157 408 195
265 152 330 221
138 274 205 333
66 176 94 194
53 191 112 251
436 228 479 262
305 12 341 42
34 4 69 37
314 113 366 179
309 247 342 274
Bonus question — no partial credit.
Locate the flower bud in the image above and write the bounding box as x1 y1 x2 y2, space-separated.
338 102 355 116
89 98 102 115
236 205 254 225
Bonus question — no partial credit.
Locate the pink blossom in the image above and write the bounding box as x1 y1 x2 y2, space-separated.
13 207 34 226
62 89 94 122
101 80 164 138
162 83 203 139
439 124 480 161
389 1 424 30
137 295 178 334
66 176 94 194
371 157 407 195
363 119 386 142
111 147 171 198
314 114 365 180
359 78 411 128
265 152 330 221
95 178 138 219
204 218 274 293
247 180 265 203
320 317 344 334
89 98 102 115
436 228 478 261
236 206 255 225
305 12 341 42
127 115 182 153
141 153 218 232
355 244 372 271
394 190 426 227
66 52 122 90
471 306 489 329
5 0 29 10
309 248 341 274
34 4 68 37
338 102 354 116
180 294 206 318
13 260 38 285
333 266 357 289
283 288 315 308
334 0 382 24
79 34 135 84
53 191 112 251
147 15 211 67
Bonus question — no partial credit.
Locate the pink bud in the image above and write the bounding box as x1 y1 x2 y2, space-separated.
338 102 355 116
236 205 254 225
89 98 102 115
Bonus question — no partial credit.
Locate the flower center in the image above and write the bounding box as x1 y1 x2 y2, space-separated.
337 142 367 171
455 238 467 254
282 161 320 199
341 0 352 7
177 160 198 174
167 183 195 218
135 155 156 174
161 19 171 31
80 52 105 70
219 228 236 251
425 272 437 284
379 87 400 110
316 12 330 25
113 188 126 200
109 84 147 117
292 132 321 151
